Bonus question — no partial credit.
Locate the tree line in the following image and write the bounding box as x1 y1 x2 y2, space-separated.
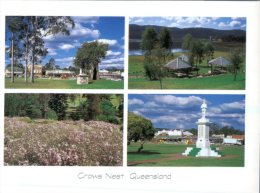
5 94 123 124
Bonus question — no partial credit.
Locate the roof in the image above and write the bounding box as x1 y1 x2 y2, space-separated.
178 54 189 62
229 135 245 140
6 66 23 72
208 56 231 67
164 57 192 70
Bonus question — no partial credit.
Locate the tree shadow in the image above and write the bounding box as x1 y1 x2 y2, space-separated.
128 162 157 166
128 150 161 155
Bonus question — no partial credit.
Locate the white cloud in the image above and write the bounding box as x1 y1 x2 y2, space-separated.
99 63 124 69
129 98 144 106
71 23 100 38
218 22 228 27
47 48 58 56
218 20 242 28
152 115 178 123
134 19 144 23
106 50 122 57
133 110 142 116
55 57 74 62
220 101 245 111
101 57 124 64
58 43 75 50
146 101 159 108
154 95 203 107
230 20 241 27
72 17 99 24
97 39 118 47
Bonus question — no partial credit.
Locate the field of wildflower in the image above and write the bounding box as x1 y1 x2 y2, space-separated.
4 117 123 166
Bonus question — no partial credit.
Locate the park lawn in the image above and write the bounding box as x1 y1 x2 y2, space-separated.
5 78 123 89
129 73 245 90
127 143 244 167
128 50 245 90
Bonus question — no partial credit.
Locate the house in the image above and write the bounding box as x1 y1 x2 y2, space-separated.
99 70 123 81
27 64 43 78
5 66 24 77
46 70 75 78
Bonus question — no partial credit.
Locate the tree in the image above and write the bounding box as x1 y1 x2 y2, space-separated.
144 46 167 89
6 16 23 83
98 99 118 124
140 27 158 59
48 94 68 120
15 16 74 83
182 33 193 51
45 58 55 70
128 112 155 152
204 42 215 73
74 41 108 80
230 48 243 81
86 95 102 120
158 27 173 63
192 40 205 75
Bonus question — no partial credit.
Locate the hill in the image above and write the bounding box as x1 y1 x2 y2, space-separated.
129 24 246 49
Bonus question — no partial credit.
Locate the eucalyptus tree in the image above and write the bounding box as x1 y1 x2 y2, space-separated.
6 16 23 83
27 16 75 83
158 27 173 63
204 42 215 73
141 27 158 63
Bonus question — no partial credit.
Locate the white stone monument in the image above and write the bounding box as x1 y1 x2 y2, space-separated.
182 100 221 157
77 68 89 85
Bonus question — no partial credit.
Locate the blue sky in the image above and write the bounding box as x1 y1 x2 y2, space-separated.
129 94 245 130
130 17 246 30
5 17 125 69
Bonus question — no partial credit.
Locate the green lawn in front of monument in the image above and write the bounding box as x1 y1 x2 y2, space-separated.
127 143 244 167
5 77 124 89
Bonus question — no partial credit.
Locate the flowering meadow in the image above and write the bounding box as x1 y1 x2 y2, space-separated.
4 117 123 166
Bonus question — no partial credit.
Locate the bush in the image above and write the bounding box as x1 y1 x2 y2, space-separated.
46 109 58 120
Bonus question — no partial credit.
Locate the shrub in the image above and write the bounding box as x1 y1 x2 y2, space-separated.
4 117 123 166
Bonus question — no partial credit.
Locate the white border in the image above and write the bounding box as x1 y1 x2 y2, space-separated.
0 1 259 193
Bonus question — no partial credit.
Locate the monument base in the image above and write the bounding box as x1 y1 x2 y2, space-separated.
77 75 89 85
182 147 221 157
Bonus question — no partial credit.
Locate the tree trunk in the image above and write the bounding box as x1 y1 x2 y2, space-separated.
25 39 28 83
11 32 14 83
24 24 30 83
30 16 37 83
159 79 163 89
234 69 237 81
137 141 145 153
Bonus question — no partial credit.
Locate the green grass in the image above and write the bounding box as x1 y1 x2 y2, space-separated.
128 143 244 167
128 50 245 90
5 78 123 89
129 73 245 89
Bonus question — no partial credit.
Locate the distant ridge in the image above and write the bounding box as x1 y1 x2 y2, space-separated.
129 24 246 41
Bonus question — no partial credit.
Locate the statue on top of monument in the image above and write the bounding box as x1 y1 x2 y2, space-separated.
201 100 207 118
